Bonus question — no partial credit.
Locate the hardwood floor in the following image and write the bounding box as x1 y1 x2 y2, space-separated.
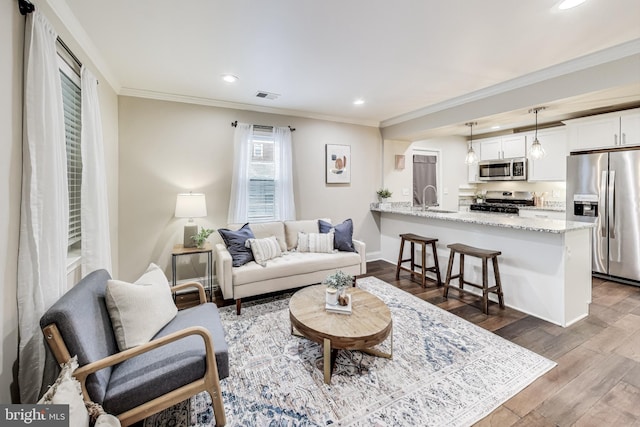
209 260 640 426
362 260 640 427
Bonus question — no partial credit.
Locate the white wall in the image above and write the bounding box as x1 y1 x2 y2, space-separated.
118 96 382 281
0 4 119 402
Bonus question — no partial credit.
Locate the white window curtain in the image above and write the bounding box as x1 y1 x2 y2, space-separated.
80 67 112 276
228 124 295 223
17 11 69 403
273 126 296 221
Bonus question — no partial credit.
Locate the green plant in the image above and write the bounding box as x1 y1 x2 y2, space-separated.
323 270 354 290
192 227 214 248
376 188 392 199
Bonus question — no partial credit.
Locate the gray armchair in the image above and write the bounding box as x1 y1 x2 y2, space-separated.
40 269 228 426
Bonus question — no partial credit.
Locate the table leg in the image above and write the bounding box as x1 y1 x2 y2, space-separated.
324 338 332 384
361 324 393 359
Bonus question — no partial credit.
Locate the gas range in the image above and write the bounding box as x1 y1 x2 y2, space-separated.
470 191 534 215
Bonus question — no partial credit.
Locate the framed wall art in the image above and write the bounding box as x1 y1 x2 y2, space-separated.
325 144 351 184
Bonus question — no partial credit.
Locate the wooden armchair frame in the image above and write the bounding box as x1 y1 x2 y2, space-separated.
41 281 226 427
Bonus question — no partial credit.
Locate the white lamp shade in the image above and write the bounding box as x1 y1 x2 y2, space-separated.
175 193 207 218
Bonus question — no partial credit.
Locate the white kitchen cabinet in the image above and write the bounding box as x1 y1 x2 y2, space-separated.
479 135 526 160
564 108 640 151
519 209 566 220
526 128 568 182
467 142 481 183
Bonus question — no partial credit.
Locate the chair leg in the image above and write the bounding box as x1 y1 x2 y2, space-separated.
395 237 405 279
482 258 489 314
492 256 505 309
420 242 427 288
431 241 442 286
443 249 455 298
410 241 415 272
458 254 465 290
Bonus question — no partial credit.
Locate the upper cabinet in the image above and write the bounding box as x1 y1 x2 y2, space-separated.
564 108 640 151
478 135 526 160
525 127 568 182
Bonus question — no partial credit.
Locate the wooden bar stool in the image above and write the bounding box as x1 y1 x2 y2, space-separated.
395 233 442 288
442 243 505 314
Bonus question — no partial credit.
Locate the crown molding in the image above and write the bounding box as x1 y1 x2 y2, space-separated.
44 0 121 92
119 88 381 128
380 38 640 128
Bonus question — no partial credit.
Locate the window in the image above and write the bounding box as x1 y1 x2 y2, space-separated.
248 129 275 221
58 49 82 249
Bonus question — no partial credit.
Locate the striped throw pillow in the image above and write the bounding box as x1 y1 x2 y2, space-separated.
297 231 336 253
246 236 282 267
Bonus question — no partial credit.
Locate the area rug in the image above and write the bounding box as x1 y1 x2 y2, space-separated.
144 276 555 426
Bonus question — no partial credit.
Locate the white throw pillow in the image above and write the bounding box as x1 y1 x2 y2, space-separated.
246 236 282 267
106 263 177 351
38 356 90 427
297 231 336 253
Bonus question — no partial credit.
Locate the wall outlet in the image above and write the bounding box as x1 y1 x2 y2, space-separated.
402 188 410 196
443 187 449 195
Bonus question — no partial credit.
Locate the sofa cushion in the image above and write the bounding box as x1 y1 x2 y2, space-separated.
232 251 362 286
296 231 335 253
218 223 255 267
319 218 356 252
284 219 326 250
246 236 282 266
228 221 287 252
102 303 229 415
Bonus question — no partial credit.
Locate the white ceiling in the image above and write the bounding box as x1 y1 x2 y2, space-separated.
57 0 640 135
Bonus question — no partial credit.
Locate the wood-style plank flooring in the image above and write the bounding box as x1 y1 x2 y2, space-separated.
209 259 640 426
362 260 640 427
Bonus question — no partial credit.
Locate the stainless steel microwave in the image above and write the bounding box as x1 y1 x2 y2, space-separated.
478 157 527 181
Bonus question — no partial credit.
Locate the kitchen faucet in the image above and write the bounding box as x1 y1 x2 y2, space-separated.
422 185 438 211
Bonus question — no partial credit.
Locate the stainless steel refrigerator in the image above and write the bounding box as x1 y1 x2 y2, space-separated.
566 149 640 285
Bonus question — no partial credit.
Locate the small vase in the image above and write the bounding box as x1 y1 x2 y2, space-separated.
326 287 338 305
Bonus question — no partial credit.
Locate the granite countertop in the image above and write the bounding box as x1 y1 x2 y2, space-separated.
371 205 593 234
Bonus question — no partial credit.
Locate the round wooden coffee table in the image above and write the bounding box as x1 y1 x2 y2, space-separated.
289 284 393 384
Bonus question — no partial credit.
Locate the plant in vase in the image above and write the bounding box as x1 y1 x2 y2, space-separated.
376 188 392 208
192 227 214 248
323 270 354 306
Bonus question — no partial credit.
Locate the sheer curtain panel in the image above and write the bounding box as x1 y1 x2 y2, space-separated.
81 67 112 276
273 126 296 221
18 11 69 403
228 123 252 223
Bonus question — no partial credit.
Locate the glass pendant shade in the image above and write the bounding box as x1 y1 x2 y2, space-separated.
529 137 546 159
464 121 478 165
465 144 478 165
528 107 546 159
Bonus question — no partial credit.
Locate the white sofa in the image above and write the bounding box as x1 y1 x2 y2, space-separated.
215 219 366 314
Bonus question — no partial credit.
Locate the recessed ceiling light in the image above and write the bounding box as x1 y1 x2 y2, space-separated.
353 99 365 105
558 0 586 10
222 74 239 83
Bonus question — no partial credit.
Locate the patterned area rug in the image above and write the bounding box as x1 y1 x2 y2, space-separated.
144 276 555 426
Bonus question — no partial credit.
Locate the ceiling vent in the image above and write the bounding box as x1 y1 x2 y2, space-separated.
255 91 280 100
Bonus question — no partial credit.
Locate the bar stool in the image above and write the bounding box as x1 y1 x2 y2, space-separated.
442 243 505 314
395 233 442 288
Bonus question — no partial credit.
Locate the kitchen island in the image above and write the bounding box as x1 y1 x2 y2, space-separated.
371 205 595 327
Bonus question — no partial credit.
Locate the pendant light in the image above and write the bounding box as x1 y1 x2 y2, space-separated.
528 107 546 159
464 122 478 165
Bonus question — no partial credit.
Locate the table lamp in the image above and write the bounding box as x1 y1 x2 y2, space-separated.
175 192 207 248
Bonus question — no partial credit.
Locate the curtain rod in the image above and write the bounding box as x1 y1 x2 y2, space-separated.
57 38 83 69
231 121 296 132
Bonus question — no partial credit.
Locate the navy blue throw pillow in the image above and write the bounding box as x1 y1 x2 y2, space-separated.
319 219 356 252
218 223 256 267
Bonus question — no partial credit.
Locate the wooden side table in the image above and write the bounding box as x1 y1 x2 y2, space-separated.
171 243 213 300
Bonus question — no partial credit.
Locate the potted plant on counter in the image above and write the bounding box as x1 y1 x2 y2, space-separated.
376 188 392 209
